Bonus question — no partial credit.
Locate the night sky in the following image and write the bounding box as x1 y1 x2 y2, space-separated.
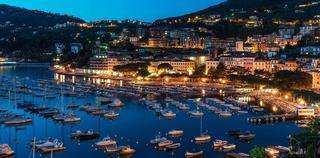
1 0 224 22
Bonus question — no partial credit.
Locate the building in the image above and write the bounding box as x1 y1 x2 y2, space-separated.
310 71 320 90
89 54 131 75
150 60 195 75
253 59 274 72
205 60 220 74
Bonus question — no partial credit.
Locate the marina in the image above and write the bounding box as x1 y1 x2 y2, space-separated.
0 66 305 157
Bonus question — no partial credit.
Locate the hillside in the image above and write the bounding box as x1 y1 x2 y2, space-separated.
0 4 85 27
159 0 320 21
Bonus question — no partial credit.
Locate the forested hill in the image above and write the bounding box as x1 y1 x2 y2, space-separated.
158 0 320 21
0 4 85 27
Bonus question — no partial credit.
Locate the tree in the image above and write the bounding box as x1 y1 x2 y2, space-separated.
209 63 226 79
192 65 206 77
249 146 266 158
273 70 312 89
137 68 150 77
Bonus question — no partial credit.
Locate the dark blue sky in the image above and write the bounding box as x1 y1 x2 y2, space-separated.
2 0 224 22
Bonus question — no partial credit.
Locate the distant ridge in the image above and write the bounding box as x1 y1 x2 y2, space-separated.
157 0 320 22
0 4 85 27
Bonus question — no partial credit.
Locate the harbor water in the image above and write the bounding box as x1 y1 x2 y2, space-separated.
0 66 302 158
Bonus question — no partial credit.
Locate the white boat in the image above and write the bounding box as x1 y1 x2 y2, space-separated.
222 144 236 150
104 111 119 119
95 137 117 147
0 144 14 157
157 140 173 148
189 111 204 117
213 139 228 148
185 151 203 158
161 111 176 119
168 130 184 137
219 111 232 117
150 137 167 144
109 99 123 107
195 134 211 143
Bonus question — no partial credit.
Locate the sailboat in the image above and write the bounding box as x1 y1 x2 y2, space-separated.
194 115 211 144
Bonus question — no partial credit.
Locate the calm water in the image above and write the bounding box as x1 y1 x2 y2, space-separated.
0 66 302 158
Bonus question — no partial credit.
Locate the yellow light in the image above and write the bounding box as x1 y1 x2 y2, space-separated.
184 77 188 82
284 95 289 100
272 106 278 112
202 89 206 96
165 77 169 82
259 101 264 107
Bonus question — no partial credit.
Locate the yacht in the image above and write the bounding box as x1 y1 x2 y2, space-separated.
95 137 117 147
109 99 123 108
194 134 211 143
222 144 236 150
119 146 136 155
161 110 176 119
150 136 167 145
213 139 228 148
165 143 181 150
105 145 121 154
185 151 203 158
219 111 232 117
4 117 32 126
238 132 255 141
0 144 14 157
168 130 184 137
189 111 204 117
71 130 100 141
104 111 119 120
157 140 173 148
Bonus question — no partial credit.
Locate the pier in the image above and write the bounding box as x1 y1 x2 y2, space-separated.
247 114 297 124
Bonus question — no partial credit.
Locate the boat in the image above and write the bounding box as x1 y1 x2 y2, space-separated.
189 111 204 117
219 111 232 117
165 143 181 150
157 140 173 148
223 144 236 150
179 104 190 110
66 103 79 109
105 145 121 153
0 144 14 158
104 111 119 119
213 139 228 148
119 146 135 155
95 137 117 147
238 132 255 141
194 134 211 143
109 99 123 108
168 130 184 137
161 110 176 119
39 143 66 154
227 130 241 137
238 110 248 114
150 137 167 144
226 152 250 158
71 130 100 141
4 117 32 126
185 151 203 158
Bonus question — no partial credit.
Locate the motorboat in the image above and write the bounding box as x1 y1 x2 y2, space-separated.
71 130 100 141
185 151 203 158
109 99 123 108
0 144 14 158
165 143 181 150
168 130 184 137
150 137 167 145
219 111 232 117
194 134 211 143
161 110 176 119
238 132 255 141
104 111 119 120
157 140 173 148
95 137 117 147
213 139 228 148
119 146 136 155
4 117 32 126
222 144 236 150
189 111 204 117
